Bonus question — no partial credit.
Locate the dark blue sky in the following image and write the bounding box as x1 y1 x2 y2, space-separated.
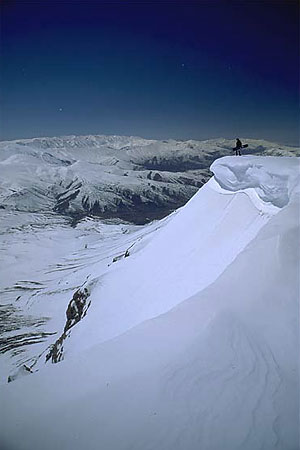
1 1 299 144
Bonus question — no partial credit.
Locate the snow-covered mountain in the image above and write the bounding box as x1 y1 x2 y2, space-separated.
0 135 298 223
0 153 299 450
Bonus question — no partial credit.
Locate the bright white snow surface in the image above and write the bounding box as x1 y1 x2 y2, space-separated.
0 155 299 450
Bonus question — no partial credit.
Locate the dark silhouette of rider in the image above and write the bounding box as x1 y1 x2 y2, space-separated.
235 138 242 156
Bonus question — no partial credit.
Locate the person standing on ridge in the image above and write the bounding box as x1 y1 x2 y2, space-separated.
234 138 243 156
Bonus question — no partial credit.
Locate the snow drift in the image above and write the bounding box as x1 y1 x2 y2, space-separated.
0 155 299 450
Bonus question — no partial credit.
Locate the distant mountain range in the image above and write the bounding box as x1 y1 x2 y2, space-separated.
0 135 298 223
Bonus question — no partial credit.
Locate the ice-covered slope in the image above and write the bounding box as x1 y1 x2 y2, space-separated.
0 155 299 450
0 135 298 223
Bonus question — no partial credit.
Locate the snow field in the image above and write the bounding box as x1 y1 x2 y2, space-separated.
0 155 299 450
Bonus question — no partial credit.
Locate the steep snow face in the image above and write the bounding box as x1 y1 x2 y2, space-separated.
0 156 299 450
55 156 298 358
0 135 298 223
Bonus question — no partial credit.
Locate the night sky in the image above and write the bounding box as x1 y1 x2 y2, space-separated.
1 1 299 145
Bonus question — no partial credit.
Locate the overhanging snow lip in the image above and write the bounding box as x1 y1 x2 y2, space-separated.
210 155 300 209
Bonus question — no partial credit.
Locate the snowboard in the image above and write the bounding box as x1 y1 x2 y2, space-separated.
232 144 248 151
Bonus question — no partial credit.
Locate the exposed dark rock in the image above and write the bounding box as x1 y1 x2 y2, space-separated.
153 172 163 182
0 304 53 355
8 364 34 383
64 288 90 332
54 189 81 212
42 152 73 166
142 155 209 171
45 287 91 364
0 331 56 354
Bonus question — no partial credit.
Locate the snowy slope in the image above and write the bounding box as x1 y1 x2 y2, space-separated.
0 212 166 381
0 135 298 223
0 155 299 450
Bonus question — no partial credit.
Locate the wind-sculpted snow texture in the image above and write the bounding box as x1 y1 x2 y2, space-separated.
211 156 299 208
0 154 299 450
0 135 298 224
